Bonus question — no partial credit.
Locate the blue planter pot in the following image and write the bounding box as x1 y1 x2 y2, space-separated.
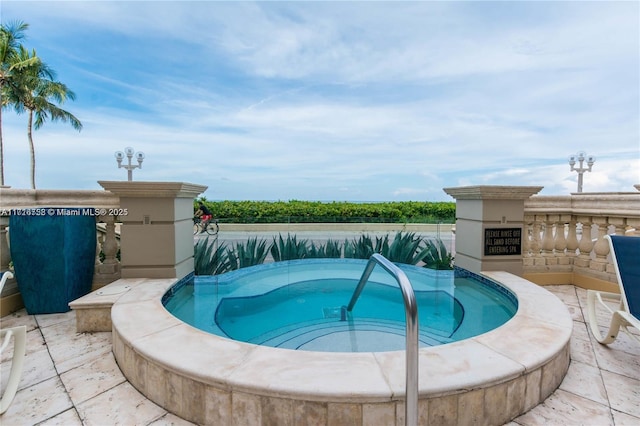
9 209 96 314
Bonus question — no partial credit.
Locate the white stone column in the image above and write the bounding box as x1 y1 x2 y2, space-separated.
590 219 610 272
93 215 121 286
575 216 593 268
443 185 543 276
565 218 579 263
0 215 10 272
541 215 556 262
531 216 544 266
98 181 207 280
552 216 570 265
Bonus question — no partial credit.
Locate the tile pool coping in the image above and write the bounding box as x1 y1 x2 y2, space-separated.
107 270 572 425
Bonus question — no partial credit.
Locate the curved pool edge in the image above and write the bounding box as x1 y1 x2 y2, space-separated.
110 271 572 425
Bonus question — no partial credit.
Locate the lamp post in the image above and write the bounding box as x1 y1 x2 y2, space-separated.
115 147 145 181
568 151 595 193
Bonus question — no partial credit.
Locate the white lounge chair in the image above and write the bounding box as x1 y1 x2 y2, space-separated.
0 271 27 414
587 235 640 345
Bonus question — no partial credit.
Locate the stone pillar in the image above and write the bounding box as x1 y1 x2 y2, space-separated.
443 185 543 276
0 215 10 272
98 181 207 280
0 186 11 273
0 186 18 307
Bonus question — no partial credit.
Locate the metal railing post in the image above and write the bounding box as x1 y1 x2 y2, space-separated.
346 253 419 426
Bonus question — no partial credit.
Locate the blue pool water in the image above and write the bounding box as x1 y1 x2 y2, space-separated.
163 259 517 352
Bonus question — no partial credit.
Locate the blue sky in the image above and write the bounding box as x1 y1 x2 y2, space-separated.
2 1 639 202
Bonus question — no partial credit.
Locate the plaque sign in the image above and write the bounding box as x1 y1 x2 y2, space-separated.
484 228 522 256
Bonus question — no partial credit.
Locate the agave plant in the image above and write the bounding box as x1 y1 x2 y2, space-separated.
270 233 310 261
344 234 373 259
343 234 390 259
385 232 429 265
194 237 233 275
228 237 269 269
421 238 454 270
307 239 342 258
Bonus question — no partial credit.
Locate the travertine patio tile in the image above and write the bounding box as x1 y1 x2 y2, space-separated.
611 409 640 426
513 388 613 425
592 343 640 381
586 315 640 357
570 335 597 366
35 311 75 329
76 381 167 426
572 320 591 342
0 308 38 330
545 285 580 308
564 303 585 322
55 344 113 376
601 370 640 418
1 347 57 392
37 316 77 344
59 351 126 405
597 333 640 357
1 327 46 363
584 295 629 332
575 287 590 311
38 408 83 425
39 319 112 374
558 360 608 405
1 376 73 425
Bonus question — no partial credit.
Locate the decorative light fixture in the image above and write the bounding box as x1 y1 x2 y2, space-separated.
115 147 145 181
568 151 595 193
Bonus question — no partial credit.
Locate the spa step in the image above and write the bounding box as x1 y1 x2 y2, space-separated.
69 278 172 332
252 318 452 350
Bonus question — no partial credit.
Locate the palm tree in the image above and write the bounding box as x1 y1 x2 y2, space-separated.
0 20 40 186
11 48 82 189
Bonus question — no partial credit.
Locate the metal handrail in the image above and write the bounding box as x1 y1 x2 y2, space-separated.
346 253 419 426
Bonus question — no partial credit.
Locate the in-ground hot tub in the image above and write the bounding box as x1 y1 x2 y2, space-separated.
110 266 572 425
164 260 518 352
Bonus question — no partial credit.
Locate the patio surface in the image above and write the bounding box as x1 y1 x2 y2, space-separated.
1 284 639 425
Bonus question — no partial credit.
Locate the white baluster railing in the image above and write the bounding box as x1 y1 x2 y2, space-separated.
523 191 640 283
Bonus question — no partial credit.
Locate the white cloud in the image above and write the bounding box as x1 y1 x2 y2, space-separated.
1 1 637 201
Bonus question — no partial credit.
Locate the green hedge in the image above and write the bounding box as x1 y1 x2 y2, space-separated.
195 200 455 224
